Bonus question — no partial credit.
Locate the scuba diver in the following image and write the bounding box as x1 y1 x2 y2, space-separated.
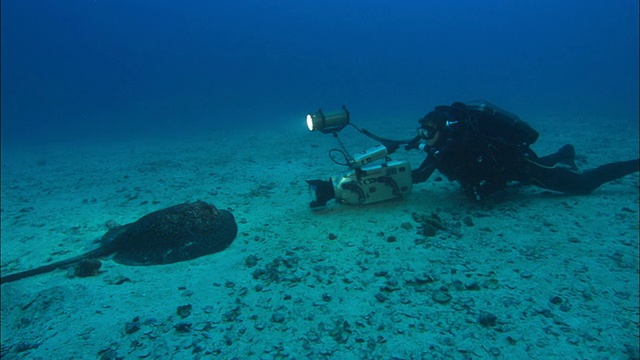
406 100 640 200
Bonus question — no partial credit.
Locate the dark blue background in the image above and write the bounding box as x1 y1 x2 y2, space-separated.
1 0 638 144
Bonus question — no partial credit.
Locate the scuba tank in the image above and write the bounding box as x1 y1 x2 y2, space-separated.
460 100 539 146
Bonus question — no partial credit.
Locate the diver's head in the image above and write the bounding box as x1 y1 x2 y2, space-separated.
418 108 447 146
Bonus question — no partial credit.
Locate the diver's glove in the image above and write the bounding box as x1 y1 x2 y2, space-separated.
382 141 400 155
411 169 425 184
404 136 422 151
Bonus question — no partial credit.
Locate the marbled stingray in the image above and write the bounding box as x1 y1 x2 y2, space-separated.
0 201 238 284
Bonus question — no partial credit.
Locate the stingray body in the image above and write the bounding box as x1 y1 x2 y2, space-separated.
0 201 238 284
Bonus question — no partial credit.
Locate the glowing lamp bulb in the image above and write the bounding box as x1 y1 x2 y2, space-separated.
306 114 315 131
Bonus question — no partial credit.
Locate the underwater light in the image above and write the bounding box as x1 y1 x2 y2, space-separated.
306 106 350 133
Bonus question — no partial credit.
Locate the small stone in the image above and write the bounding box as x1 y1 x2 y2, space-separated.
432 290 452 304
112 276 131 285
519 271 533 279
237 287 248 296
74 259 102 277
374 293 388 302
420 224 436 237
124 320 140 334
271 312 285 323
414 273 435 284
181 290 194 297
414 237 426 245
105 220 120 230
381 279 401 293
245 255 259 267
559 302 572 312
386 236 397 243
99 349 119 360
177 304 192 319
550 296 563 305
465 282 481 290
307 330 321 342
451 280 464 291
478 311 497 327
442 337 455 346
192 322 212 331
174 322 192 332
328 233 337 240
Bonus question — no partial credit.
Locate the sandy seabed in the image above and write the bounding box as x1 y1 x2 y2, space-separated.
1 114 638 359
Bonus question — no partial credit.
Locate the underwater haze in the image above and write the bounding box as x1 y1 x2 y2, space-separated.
2 2 639 358
1 0 638 145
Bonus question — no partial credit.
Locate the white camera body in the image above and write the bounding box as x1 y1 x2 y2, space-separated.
332 159 412 205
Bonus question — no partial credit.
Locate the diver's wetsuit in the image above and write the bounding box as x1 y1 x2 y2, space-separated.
412 103 639 200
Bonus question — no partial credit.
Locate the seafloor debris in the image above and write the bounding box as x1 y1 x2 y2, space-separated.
432 289 453 304
251 253 306 284
177 304 193 319
412 211 467 238
244 254 260 268
478 310 498 327
72 259 102 278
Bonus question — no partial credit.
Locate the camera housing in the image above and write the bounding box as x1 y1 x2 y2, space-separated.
332 159 412 206
306 106 414 208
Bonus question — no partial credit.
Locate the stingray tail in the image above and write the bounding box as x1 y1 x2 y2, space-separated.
1 262 65 284
1 247 110 284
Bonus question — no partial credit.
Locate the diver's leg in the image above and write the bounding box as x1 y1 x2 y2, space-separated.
537 144 577 169
579 159 640 192
525 158 639 194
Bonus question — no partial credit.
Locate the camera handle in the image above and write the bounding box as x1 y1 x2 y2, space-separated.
356 126 415 151
327 124 416 167
328 134 390 169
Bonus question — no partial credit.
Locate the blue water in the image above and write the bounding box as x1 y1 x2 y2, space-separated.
1 0 638 145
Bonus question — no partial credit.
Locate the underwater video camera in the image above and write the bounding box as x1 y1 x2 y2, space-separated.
305 106 413 209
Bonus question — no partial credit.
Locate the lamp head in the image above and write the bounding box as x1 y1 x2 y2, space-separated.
306 106 350 133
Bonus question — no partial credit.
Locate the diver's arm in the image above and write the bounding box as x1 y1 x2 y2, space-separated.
411 155 437 183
